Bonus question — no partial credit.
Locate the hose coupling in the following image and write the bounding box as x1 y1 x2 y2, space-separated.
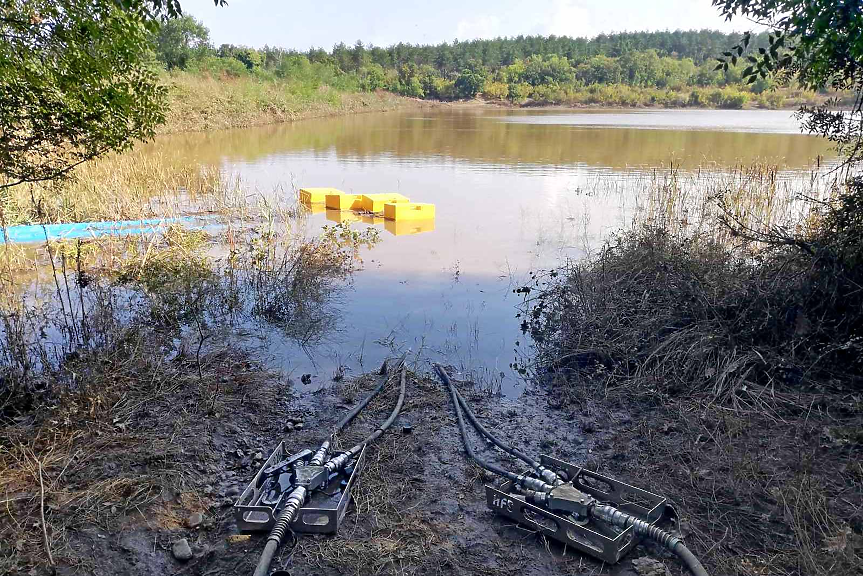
592 504 682 550
537 466 564 486
310 441 330 466
517 473 552 493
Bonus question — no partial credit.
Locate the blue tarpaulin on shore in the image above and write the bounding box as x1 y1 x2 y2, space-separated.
0 217 198 244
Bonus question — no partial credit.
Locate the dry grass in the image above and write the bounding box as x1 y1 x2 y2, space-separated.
0 149 230 227
518 175 863 574
0 328 276 575
161 72 419 134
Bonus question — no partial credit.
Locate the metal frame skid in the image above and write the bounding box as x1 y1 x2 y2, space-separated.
486 455 675 564
234 441 366 535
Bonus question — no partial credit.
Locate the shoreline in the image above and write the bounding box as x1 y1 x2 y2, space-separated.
157 73 845 137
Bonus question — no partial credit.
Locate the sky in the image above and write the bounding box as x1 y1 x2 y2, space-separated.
183 0 751 50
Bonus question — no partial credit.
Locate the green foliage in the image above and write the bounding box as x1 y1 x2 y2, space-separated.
714 0 863 165
358 64 387 91
0 0 169 189
507 82 532 104
454 63 487 99
154 14 210 69
187 55 248 78
483 81 509 101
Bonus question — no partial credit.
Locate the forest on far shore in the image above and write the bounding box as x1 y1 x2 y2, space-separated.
156 24 815 108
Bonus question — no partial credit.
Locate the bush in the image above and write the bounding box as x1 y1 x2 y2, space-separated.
454 64 486 99
519 180 863 398
187 56 248 78
358 65 386 91
507 82 532 104
482 80 508 101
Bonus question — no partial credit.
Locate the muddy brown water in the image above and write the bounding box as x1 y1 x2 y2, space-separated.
144 107 834 395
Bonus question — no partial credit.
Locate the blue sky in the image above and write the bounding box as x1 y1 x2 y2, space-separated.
183 0 750 50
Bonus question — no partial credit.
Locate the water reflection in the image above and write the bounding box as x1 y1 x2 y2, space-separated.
141 108 834 394
150 108 833 171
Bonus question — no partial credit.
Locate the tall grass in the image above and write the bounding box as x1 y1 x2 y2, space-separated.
0 150 225 227
161 71 416 134
515 170 863 575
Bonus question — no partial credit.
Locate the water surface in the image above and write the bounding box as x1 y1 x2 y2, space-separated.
148 107 833 394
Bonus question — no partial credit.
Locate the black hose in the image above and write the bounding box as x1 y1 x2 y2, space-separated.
436 365 522 483
334 355 402 433
592 504 709 576
311 355 405 465
450 386 561 484
344 364 406 457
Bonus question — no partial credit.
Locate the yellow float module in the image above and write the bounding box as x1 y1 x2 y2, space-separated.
299 187 343 204
360 214 386 225
384 219 435 236
360 193 410 213
326 209 361 224
326 193 364 211
383 202 435 221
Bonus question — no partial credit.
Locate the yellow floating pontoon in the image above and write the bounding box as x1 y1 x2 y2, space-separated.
326 193 364 211
326 209 361 224
301 203 327 215
300 187 343 204
383 202 435 221
384 219 435 236
360 193 410 213
360 214 386 225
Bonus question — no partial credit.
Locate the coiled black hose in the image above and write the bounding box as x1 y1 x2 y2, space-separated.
435 364 523 483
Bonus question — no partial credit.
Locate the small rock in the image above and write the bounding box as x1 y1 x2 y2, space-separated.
186 512 204 529
253 451 263 461
224 485 241 498
632 556 669 576
284 423 295 433
172 538 193 562
581 421 597 434
294 423 304 430
235 449 244 458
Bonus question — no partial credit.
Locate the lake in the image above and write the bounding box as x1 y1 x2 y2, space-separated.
147 106 834 394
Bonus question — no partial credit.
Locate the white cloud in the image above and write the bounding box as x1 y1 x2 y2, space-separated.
543 0 594 37
456 15 503 40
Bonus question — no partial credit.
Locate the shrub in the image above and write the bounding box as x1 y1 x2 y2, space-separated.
187 56 248 78
507 82 532 104
482 80 508 101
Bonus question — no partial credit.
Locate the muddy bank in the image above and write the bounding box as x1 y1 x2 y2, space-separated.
2 358 693 576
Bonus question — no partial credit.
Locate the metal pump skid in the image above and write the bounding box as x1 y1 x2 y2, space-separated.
234 442 367 535
486 454 674 564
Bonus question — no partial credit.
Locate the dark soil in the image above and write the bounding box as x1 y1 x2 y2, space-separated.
1 357 692 576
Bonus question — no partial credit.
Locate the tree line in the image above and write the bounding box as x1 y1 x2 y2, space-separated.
155 19 785 107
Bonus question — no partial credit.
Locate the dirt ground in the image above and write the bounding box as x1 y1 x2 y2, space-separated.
1 355 697 576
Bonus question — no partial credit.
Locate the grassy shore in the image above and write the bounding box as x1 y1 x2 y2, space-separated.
517 173 863 574
160 72 422 134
